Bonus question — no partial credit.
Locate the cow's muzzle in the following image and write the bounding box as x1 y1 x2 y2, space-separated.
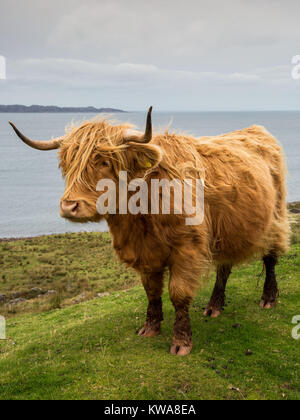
60 200 80 218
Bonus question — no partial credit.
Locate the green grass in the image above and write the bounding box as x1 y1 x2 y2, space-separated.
0 233 139 316
0 213 299 400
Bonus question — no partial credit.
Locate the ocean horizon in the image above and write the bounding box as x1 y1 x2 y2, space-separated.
0 110 299 238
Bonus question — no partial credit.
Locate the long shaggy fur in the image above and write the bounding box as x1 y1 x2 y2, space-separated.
59 119 289 268
57 118 290 350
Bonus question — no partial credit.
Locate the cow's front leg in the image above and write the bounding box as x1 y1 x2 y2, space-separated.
170 297 192 356
169 260 199 356
138 271 164 337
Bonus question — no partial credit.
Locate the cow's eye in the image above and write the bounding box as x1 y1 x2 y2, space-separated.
101 160 110 167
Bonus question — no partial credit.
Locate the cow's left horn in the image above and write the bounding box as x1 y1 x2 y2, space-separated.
143 106 152 143
124 106 153 143
9 122 63 151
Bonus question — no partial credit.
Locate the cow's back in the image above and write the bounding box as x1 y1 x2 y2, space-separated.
195 126 289 263
151 126 289 264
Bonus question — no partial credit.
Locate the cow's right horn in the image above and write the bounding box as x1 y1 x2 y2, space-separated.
9 122 63 150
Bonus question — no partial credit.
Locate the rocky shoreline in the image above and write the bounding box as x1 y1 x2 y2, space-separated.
0 288 56 307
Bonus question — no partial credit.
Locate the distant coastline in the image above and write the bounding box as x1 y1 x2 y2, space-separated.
0 104 126 113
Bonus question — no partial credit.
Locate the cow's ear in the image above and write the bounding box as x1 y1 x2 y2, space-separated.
126 142 163 174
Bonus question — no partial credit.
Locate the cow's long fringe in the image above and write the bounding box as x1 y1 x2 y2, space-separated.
59 118 204 198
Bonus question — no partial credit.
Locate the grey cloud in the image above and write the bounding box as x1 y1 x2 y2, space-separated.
8 58 293 89
0 0 300 110
47 0 300 69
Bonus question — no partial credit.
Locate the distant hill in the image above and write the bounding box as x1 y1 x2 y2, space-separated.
0 104 126 113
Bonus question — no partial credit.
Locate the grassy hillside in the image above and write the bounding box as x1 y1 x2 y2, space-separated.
0 211 299 400
0 233 139 317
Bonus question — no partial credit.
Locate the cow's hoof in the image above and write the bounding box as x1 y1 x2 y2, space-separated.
170 344 192 356
259 299 276 309
137 323 160 337
203 306 222 318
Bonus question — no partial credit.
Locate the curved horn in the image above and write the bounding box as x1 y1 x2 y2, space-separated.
124 106 153 143
144 106 152 143
9 122 63 151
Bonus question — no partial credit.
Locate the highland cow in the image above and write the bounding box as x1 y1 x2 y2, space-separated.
9 107 290 356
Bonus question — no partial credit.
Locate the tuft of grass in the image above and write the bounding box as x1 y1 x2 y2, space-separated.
290 216 300 245
49 284 64 310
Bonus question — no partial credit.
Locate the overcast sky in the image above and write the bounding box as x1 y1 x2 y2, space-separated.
0 0 300 111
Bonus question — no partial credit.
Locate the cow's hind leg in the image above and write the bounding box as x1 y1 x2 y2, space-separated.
138 271 164 337
204 264 232 318
260 254 279 309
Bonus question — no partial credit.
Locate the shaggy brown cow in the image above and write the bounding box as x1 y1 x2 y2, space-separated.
9 108 290 356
